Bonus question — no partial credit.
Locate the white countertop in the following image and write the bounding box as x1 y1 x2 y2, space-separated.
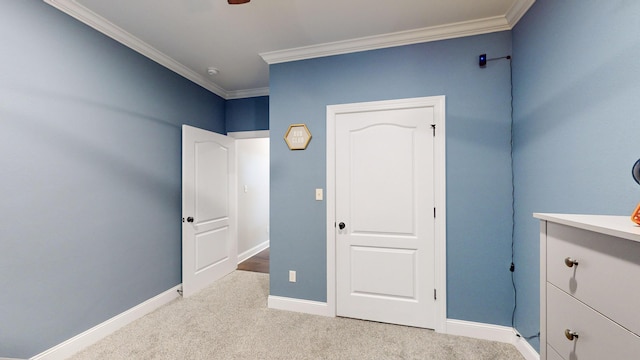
534 213 640 243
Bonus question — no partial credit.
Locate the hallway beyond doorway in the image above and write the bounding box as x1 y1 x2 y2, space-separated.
237 248 269 274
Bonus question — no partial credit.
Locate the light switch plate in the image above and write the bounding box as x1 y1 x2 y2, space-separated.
289 270 296 282
315 188 323 201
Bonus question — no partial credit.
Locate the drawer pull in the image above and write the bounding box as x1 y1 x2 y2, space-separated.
564 329 579 341
564 257 579 268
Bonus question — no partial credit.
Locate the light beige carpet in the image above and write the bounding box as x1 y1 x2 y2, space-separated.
70 271 524 360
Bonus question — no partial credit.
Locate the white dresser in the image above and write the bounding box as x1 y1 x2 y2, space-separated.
535 214 640 360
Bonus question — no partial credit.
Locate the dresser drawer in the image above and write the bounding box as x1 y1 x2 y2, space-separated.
546 284 640 360
546 222 640 336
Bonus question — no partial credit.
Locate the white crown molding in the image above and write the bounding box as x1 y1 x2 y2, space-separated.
226 87 270 100
506 0 536 26
260 0 536 65
260 15 510 64
45 0 535 96
44 0 232 99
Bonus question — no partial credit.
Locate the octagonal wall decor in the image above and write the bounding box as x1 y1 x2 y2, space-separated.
284 124 312 150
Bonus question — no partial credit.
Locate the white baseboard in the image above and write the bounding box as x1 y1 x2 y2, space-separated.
513 331 540 360
31 285 182 360
267 295 331 317
264 302 540 359
445 319 539 360
29 287 538 360
237 241 269 264
446 319 516 343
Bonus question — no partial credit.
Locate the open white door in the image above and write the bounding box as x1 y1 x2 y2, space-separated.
182 125 237 298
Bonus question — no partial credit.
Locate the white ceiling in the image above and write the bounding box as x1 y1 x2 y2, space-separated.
44 0 534 99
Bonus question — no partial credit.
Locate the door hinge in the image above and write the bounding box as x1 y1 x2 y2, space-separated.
434 289 437 300
434 207 436 218
431 124 436 136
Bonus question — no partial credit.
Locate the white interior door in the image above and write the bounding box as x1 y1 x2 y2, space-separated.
335 106 436 328
182 125 237 298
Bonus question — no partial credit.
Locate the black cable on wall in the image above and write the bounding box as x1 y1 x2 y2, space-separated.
479 53 539 341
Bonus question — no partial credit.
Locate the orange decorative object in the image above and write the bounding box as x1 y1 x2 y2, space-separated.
632 202 640 225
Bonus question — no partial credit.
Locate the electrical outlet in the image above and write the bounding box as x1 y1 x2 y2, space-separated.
289 270 296 282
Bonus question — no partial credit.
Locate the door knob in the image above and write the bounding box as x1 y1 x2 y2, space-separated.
338 222 346 230
187 217 194 223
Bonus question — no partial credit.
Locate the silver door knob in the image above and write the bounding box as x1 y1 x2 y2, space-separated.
564 329 579 341
564 257 579 267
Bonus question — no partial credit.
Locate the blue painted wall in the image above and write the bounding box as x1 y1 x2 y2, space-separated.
512 0 640 351
0 1 225 358
8 0 635 356
269 32 516 326
226 96 269 132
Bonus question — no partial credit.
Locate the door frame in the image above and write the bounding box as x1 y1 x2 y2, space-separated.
326 96 447 332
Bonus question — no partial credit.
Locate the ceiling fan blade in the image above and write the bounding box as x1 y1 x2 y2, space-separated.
228 0 250 4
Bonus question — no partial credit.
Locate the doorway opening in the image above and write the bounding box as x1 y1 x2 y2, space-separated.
229 131 270 274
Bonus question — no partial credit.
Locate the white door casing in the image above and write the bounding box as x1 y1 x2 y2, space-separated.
182 125 237 298
326 96 446 331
